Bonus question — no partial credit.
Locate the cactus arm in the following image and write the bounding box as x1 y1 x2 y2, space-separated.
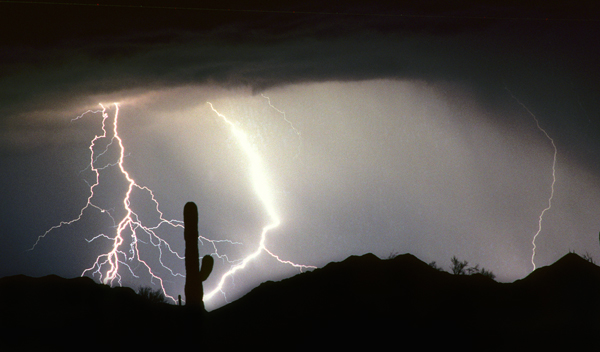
199 255 214 282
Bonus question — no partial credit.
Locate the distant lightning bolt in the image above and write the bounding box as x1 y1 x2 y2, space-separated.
29 108 110 252
261 94 302 159
204 102 315 302
30 103 240 302
505 88 558 271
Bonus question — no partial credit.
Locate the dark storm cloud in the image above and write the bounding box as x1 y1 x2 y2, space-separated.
2 0 599 200
2 1 598 120
3 1 598 188
2 2 599 233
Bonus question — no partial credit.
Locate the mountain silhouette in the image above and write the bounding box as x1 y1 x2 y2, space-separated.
207 252 600 350
508 253 600 339
1 252 599 351
0 274 182 351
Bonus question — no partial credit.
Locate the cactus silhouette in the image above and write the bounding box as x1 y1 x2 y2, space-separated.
184 202 214 309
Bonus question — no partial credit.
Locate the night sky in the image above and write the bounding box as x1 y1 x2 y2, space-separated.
1 1 599 310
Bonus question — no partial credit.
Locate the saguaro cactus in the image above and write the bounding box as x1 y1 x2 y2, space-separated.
184 202 214 309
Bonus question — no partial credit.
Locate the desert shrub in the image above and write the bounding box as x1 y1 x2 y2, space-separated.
479 268 496 280
450 256 469 275
450 256 495 279
387 251 400 259
428 261 445 272
583 252 596 264
138 286 168 304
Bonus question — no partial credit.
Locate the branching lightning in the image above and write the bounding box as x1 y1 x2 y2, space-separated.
505 88 558 271
205 102 315 302
29 103 240 302
30 98 314 306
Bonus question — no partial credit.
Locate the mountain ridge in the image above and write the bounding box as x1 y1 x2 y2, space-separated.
1 252 599 350
206 252 600 349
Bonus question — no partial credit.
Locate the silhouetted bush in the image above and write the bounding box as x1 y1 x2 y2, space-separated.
466 264 480 275
450 256 469 275
567 250 596 265
138 286 168 304
450 256 495 279
387 251 400 259
583 252 595 264
479 268 496 280
428 261 445 272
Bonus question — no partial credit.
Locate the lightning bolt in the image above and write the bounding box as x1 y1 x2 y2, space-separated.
505 88 558 271
30 98 313 306
204 102 315 302
261 94 302 159
30 103 240 303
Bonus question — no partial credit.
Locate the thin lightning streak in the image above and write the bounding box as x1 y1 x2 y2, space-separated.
505 88 558 271
261 94 302 159
28 108 110 251
205 102 315 302
261 94 301 137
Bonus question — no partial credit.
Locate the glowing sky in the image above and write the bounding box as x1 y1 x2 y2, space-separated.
1 1 599 310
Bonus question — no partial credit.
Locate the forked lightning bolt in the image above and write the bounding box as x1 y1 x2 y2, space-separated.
29 103 239 302
30 99 313 306
204 102 315 302
506 88 558 271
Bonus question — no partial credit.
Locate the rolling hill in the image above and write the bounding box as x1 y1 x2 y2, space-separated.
2 252 599 350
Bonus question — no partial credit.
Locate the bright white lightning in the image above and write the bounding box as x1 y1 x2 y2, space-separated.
31 99 312 306
506 88 558 271
204 102 315 302
30 103 240 302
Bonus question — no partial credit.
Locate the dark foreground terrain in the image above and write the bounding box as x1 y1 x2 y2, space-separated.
2 252 599 350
